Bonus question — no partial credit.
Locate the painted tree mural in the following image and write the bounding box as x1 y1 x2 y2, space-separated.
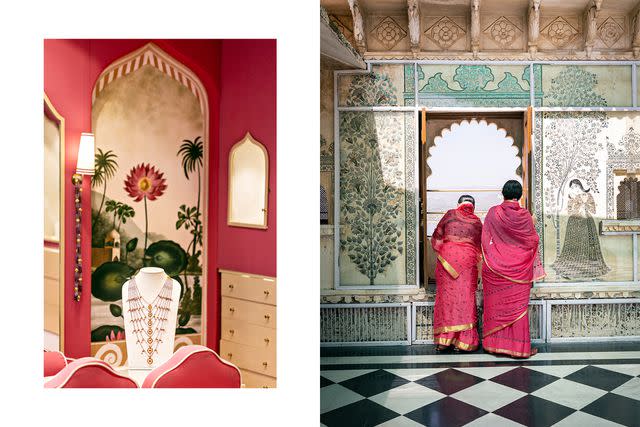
544 67 609 258
340 112 405 285
345 71 398 106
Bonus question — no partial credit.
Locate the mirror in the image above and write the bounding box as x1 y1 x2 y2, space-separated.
44 94 64 352
227 132 269 229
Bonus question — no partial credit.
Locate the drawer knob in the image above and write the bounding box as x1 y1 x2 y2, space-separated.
227 353 233 358
264 314 271 320
264 338 270 344
264 290 270 296
262 386 269 388
228 284 234 290
229 307 235 313
229 329 235 335
262 362 268 367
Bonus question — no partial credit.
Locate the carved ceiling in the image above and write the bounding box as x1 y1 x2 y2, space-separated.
320 0 640 60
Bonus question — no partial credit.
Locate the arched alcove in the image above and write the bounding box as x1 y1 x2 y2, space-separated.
90 43 209 364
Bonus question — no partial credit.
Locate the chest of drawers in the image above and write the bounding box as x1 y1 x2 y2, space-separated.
219 269 276 388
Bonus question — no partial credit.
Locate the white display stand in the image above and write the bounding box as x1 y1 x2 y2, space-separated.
122 267 180 370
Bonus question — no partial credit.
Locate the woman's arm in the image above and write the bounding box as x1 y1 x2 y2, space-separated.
431 210 451 253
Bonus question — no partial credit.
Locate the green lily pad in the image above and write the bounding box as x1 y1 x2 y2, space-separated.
91 261 134 302
109 303 122 317
143 240 187 277
178 312 191 326
126 237 138 253
91 325 125 342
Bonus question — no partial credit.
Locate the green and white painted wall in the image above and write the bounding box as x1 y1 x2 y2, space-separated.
320 61 640 344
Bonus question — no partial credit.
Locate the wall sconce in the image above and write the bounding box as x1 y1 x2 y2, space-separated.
72 133 95 301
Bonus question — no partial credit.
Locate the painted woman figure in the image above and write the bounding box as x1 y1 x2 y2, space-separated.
482 181 545 358
552 179 610 279
431 195 482 351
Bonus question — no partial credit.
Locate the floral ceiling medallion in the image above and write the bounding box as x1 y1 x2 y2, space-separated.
426 16 466 50
371 16 407 50
541 16 578 48
484 16 522 48
598 16 624 48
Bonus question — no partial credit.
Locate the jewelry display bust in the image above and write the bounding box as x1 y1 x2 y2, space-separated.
122 267 180 370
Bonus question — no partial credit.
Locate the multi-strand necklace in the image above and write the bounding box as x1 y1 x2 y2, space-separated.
127 276 173 366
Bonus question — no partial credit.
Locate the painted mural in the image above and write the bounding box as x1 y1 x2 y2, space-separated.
320 68 335 226
338 64 404 107
415 64 540 107
339 110 416 286
90 61 206 359
541 65 631 107
541 111 640 282
330 63 638 288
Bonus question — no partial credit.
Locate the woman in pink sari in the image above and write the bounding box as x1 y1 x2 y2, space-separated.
432 195 482 351
482 180 545 358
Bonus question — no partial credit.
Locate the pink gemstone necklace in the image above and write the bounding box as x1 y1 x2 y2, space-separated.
127 276 173 366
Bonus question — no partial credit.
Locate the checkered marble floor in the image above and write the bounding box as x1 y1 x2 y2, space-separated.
320 344 640 427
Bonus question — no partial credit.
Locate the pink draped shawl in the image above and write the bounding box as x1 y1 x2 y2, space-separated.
482 201 545 284
431 203 482 349
481 201 545 350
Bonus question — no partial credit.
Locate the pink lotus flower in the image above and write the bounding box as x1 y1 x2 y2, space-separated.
123 163 167 253
124 163 167 202
105 330 125 341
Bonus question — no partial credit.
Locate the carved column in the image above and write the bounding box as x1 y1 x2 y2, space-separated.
470 0 481 58
528 0 541 57
348 0 367 55
407 0 420 55
584 0 602 58
633 6 640 58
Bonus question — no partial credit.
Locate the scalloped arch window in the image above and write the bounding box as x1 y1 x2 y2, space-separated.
425 119 521 235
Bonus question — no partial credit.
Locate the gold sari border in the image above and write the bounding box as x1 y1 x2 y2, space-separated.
482 309 528 338
434 322 475 335
437 254 459 279
481 246 535 284
483 344 532 358
435 337 478 352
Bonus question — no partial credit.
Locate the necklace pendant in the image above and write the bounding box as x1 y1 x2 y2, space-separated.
147 357 153 365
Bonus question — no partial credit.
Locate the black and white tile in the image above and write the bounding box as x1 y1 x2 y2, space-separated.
321 345 640 427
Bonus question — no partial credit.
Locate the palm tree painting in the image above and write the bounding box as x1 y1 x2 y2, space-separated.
92 149 118 227
177 136 204 271
105 200 135 232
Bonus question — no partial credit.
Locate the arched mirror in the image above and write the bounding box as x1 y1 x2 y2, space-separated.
227 132 269 229
44 94 65 351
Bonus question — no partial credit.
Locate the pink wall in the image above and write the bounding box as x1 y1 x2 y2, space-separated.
44 39 222 357
218 39 277 278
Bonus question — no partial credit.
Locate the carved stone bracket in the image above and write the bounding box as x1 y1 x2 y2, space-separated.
407 0 420 55
528 0 541 57
348 0 367 55
584 0 603 58
471 0 481 58
632 3 640 57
